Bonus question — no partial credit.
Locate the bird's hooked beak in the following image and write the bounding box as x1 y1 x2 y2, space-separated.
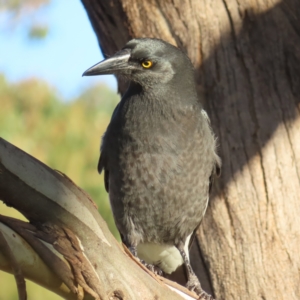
82 49 131 76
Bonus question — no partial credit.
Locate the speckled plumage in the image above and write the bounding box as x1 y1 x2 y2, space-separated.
102 98 216 245
83 38 220 294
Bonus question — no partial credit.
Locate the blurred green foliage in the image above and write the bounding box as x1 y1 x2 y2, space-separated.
0 0 50 39
28 24 48 39
0 74 120 299
0 0 49 11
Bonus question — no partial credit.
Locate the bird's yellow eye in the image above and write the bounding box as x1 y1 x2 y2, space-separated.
141 60 153 69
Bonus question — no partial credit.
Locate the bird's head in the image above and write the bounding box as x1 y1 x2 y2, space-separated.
83 38 195 88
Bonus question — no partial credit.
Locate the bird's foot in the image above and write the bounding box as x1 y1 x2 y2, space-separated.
186 273 214 300
175 241 215 299
196 292 215 300
186 272 202 293
140 259 164 276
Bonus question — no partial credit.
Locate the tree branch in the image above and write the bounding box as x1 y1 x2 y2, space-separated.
0 227 27 300
0 138 200 299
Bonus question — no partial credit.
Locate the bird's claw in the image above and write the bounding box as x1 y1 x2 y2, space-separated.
197 292 215 300
186 273 215 299
140 259 164 276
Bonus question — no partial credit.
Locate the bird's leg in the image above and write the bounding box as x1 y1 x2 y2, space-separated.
176 242 214 299
142 261 164 276
128 245 138 257
128 244 163 276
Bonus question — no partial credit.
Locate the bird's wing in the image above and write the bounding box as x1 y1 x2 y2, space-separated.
98 154 109 192
97 154 104 174
201 109 222 192
97 102 121 193
189 155 221 250
209 154 221 193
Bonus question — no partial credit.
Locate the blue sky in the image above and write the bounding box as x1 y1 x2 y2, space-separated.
0 0 117 99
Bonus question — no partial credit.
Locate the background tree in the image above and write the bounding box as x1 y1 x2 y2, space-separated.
0 75 120 300
81 0 300 299
0 0 50 39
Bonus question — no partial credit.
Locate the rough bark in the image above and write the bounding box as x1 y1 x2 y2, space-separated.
81 0 300 299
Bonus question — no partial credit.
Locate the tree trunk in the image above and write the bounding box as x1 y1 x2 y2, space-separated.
81 1 300 299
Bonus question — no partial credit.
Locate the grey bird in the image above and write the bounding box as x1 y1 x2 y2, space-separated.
83 38 221 294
